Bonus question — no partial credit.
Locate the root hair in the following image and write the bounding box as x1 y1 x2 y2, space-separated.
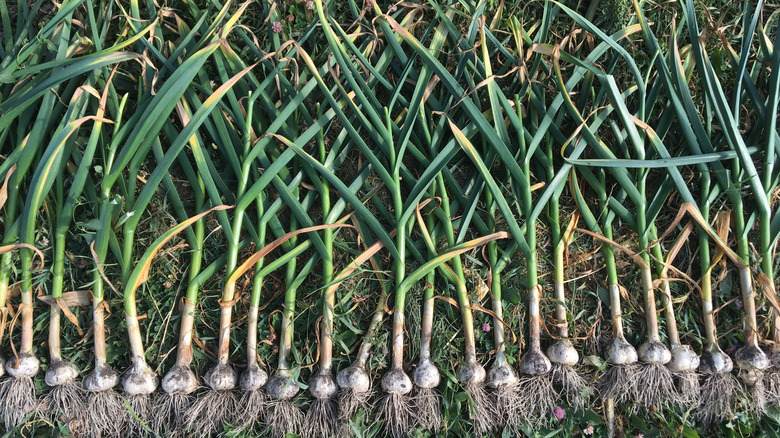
746 371 767 416
87 389 129 437
337 387 373 421
0 377 39 429
464 382 497 436
515 374 556 429
550 363 590 411
377 392 413 438
45 381 86 427
266 398 304 438
235 389 269 432
635 363 677 410
304 397 340 438
764 370 780 407
151 392 191 437
491 381 518 427
696 372 743 424
597 363 638 407
673 371 700 406
127 394 152 436
412 387 441 432
184 389 238 436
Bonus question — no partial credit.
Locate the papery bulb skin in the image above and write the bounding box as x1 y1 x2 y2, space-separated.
667 344 700 373
240 364 268 392
84 364 120 392
266 370 300 400
606 338 638 365
381 368 413 395
309 371 338 400
6 353 39 378
699 349 733 374
547 340 579 367
161 366 198 395
45 360 79 386
204 364 238 391
413 360 441 389
337 365 371 394
520 349 552 376
638 340 672 365
486 362 517 389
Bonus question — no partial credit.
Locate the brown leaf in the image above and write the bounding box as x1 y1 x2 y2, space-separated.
576 227 649 270
0 243 45 270
679 203 745 268
58 298 83 335
35 289 88 335
89 241 120 297
618 284 631 304
0 164 16 211
758 273 780 315
37 290 91 307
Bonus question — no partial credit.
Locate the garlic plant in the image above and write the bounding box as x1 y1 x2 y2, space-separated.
1 0 778 436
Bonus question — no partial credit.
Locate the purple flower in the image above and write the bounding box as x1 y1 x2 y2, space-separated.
635 434 645 438
735 298 743 309
271 21 282 33
583 425 595 436
481 323 490 333
553 406 564 421
306 0 314 10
